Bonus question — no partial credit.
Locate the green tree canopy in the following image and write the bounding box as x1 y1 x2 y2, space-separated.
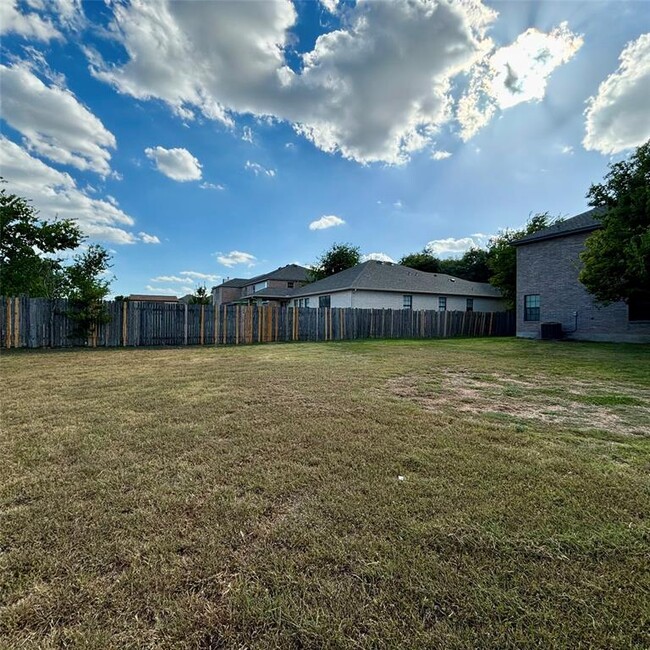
399 250 440 273
0 187 82 297
189 285 211 305
487 213 555 309
579 140 650 307
311 243 361 281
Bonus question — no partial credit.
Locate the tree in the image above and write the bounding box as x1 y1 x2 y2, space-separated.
0 187 82 297
189 285 211 305
399 250 440 273
439 247 492 282
487 213 554 309
311 243 360 281
579 140 650 309
65 245 113 342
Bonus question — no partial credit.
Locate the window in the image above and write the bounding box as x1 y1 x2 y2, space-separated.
254 280 268 292
298 299 304 307
524 294 540 321
403 295 412 310
629 296 650 321
319 295 331 308
438 297 447 311
287 282 294 288
466 298 474 312
304 297 310 307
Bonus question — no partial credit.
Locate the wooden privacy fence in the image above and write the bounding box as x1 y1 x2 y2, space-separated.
0 297 515 349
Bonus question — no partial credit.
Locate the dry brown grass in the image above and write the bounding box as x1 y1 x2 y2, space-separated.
1 339 649 649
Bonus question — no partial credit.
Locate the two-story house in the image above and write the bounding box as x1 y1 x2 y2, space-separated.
211 264 311 307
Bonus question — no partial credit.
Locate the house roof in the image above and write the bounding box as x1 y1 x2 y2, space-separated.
513 207 606 246
213 264 310 291
128 294 178 302
289 261 503 298
245 286 296 300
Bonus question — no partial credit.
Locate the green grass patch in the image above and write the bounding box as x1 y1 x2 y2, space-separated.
1 339 649 648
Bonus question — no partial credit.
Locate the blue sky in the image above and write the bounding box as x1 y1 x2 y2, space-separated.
1 0 649 296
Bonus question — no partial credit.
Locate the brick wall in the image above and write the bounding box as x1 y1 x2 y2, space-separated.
516 232 650 342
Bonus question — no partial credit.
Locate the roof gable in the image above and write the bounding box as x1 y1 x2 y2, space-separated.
513 207 605 246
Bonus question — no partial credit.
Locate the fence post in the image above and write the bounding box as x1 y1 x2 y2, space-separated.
5 299 11 349
200 305 205 345
184 303 188 345
122 301 128 346
13 297 20 348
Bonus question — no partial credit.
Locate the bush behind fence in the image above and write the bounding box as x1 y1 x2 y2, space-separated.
0 297 515 349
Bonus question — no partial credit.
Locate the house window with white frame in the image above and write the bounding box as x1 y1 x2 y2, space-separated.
466 298 474 312
319 295 331 308
403 295 412 310
439 297 447 311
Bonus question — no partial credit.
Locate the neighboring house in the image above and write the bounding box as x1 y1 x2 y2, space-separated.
288 260 506 311
128 294 178 304
513 208 650 342
211 264 311 306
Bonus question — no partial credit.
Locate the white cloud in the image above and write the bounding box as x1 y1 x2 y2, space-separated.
309 214 345 230
144 146 202 181
431 150 452 160
426 235 489 255
393 200 403 209
0 135 139 244
150 271 220 284
583 33 650 155
320 0 339 15
361 252 395 263
0 0 61 41
242 126 254 143
150 275 187 284
216 250 257 267
139 232 160 244
180 271 220 282
560 145 574 155
144 285 193 295
200 181 225 190
458 22 583 140
245 160 275 177
0 62 116 175
86 0 496 164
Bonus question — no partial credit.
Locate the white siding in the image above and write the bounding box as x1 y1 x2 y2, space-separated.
295 289 505 311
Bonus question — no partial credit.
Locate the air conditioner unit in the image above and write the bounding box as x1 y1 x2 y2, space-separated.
540 322 563 340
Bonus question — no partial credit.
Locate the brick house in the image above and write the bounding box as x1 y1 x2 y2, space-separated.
211 264 311 307
513 208 650 342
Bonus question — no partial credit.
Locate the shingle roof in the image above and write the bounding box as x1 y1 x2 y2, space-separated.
213 264 310 291
246 286 296 299
128 294 178 302
218 278 248 288
513 207 605 246
290 261 502 298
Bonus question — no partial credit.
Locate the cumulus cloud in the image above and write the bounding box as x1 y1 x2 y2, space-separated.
0 62 116 175
431 150 452 160
242 126 254 143
361 252 395 263
144 284 193 295
139 232 160 244
560 145 574 155
426 235 489 255
245 160 276 177
86 0 497 164
0 136 139 244
216 250 257 267
0 0 61 41
458 23 583 140
144 146 202 181
309 214 345 230
179 271 221 282
583 33 650 155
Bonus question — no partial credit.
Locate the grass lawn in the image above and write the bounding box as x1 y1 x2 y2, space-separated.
1 338 649 649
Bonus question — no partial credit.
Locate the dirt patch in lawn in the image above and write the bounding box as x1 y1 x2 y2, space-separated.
387 370 650 436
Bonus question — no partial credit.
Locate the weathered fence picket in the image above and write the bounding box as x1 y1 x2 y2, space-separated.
0 298 515 349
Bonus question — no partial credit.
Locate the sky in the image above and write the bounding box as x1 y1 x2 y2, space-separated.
1 0 649 297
